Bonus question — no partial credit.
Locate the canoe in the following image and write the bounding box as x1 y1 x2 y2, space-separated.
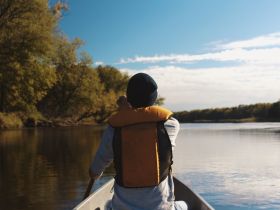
73 177 214 210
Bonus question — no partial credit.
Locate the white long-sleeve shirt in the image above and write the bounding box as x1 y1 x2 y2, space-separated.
91 117 180 210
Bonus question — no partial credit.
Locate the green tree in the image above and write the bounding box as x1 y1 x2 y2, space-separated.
268 101 280 120
96 65 129 93
155 96 165 106
0 0 57 112
38 36 103 119
91 66 129 123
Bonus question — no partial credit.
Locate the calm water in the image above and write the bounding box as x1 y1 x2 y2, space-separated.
174 123 280 210
0 123 280 210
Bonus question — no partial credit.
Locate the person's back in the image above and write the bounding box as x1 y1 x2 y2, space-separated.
89 73 187 210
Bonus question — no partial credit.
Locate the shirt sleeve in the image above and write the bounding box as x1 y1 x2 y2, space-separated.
90 125 114 177
164 117 180 148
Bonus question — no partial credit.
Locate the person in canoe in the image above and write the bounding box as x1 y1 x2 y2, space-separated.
89 73 188 210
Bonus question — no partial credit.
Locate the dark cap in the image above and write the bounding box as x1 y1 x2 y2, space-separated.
126 73 158 108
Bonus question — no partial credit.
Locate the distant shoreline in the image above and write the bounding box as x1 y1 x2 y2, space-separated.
2 99 280 130
177 118 280 123
2 118 280 131
174 101 280 124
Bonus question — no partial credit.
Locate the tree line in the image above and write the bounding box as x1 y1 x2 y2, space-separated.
174 101 280 123
0 0 129 128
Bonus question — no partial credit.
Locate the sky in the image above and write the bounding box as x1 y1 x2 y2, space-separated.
56 0 280 111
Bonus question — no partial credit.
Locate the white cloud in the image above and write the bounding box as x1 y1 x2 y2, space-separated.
119 48 280 65
219 32 280 49
120 48 280 65
121 65 280 111
94 61 104 66
118 32 280 66
119 32 280 111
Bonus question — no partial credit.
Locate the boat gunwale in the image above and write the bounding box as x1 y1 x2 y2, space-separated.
73 177 215 210
73 179 114 210
173 177 214 210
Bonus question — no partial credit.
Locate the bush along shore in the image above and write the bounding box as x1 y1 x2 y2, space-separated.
0 112 97 129
174 101 280 123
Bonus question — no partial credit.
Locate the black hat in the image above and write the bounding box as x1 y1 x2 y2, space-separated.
126 73 158 108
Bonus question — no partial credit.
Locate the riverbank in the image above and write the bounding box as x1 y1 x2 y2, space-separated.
0 112 97 130
189 117 257 123
180 117 280 123
2 113 279 130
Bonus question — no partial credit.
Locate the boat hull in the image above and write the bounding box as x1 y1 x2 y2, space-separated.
73 177 214 210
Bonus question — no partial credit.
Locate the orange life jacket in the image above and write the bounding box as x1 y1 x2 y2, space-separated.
109 106 173 188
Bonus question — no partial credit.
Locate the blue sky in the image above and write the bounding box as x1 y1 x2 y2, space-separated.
56 0 280 111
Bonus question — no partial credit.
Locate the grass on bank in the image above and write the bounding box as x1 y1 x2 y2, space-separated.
0 112 23 129
0 111 97 130
0 111 49 129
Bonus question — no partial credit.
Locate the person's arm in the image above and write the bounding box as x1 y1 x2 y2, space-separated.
89 125 114 179
89 96 129 179
164 117 180 149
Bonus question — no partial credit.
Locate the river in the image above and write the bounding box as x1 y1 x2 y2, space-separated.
0 123 280 210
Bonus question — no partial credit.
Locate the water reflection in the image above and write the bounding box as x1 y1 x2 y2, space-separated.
174 123 280 210
0 126 114 210
1 123 280 210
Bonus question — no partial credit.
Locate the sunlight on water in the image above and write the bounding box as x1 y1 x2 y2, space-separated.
174 123 280 210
